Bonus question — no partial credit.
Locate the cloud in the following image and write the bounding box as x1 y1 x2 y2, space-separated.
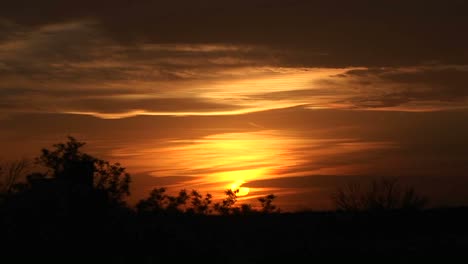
0 21 284 116
0 91 244 117
251 88 338 100
0 22 270 82
1 12 468 117
63 97 242 114
2 1 468 67
0 22 350 117
340 66 468 109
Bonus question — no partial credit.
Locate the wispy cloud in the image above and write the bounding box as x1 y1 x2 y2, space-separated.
1 17 468 117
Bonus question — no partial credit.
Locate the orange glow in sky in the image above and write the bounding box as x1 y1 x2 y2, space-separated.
109 129 395 204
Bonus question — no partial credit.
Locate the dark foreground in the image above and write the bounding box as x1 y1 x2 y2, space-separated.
1 139 466 262
2 208 468 262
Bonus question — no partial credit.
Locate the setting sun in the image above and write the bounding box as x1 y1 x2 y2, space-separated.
230 181 250 196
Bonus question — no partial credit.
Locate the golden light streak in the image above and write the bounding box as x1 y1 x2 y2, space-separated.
62 102 303 118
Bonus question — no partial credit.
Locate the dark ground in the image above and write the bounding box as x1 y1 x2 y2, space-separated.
2 207 468 262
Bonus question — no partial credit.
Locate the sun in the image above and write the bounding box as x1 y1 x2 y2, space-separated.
231 181 250 196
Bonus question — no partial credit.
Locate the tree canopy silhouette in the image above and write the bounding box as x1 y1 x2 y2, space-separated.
38 137 131 206
213 189 239 215
137 186 280 215
136 187 194 214
258 194 279 213
0 159 29 194
0 159 29 205
3 137 131 214
332 177 427 212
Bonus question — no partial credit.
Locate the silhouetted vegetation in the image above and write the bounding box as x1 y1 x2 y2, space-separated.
0 159 29 205
137 186 279 216
0 159 29 194
188 189 213 214
1 137 467 261
136 187 192 214
332 177 427 212
213 189 239 215
38 136 131 206
259 193 279 213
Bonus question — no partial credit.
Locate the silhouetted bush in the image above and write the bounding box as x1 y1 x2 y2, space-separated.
1 137 132 220
136 187 168 214
137 186 280 215
188 190 212 214
36 136 131 207
332 177 427 212
213 189 239 215
0 159 29 204
136 188 195 214
258 194 279 213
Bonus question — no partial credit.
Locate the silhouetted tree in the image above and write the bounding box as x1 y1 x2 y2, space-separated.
138 187 282 215
332 177 427 212
0 159 29 206
0 159 29 195
400 187 428 210
36 136 131 207
332 182 364 212
94 159 131 206
5 137 132 214
136 187 168 214
239 203 255 215
137 188 196 214
258 194 279 213
166 189 190 213
189 190 212 214
214 189 239 215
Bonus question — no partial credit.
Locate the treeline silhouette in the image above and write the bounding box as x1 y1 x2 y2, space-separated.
332 177 427 212
137 188 278 215
1 137 467 261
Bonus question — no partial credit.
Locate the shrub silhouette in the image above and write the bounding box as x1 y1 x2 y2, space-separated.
0 159 29 205
5 137 132 214
136 187 168 214
39 137 131 206
165 189 189 213
258 194 279 213
137 187 280 215
213 189 239 215
332 177 427 212
0 159 29 195
239 203 255 215
189 190 213 214
137 188 212 214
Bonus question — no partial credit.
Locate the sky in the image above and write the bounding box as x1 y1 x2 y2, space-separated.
1 1 468 210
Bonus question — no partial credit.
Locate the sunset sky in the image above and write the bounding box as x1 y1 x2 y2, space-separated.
1 1 468 210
